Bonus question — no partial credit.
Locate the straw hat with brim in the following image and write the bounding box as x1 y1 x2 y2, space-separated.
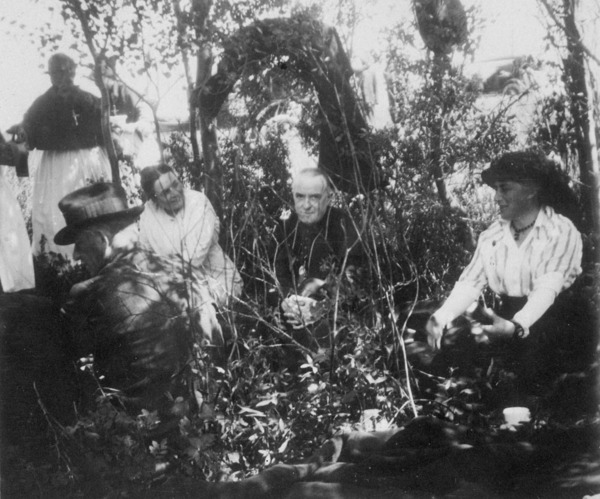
54 182 144 246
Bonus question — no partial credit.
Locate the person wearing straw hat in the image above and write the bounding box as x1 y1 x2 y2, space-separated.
425 150 594 388
55 182 222 409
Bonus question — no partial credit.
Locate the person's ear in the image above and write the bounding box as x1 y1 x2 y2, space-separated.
527 185 541 201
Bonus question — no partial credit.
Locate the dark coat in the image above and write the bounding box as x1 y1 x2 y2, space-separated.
23 86 104 151
273 206 364 295
65 246 195 407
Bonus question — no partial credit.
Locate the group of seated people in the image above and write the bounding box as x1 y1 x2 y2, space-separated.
49 149 593 410
54 164 244 409
1 53 591 418
50 164 354 409
2 140 591 413
55 165 357 362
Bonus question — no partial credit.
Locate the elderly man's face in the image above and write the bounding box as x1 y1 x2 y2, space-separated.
73 228 108 276
292 174 331 225
153 172 185 215
49 61 75 91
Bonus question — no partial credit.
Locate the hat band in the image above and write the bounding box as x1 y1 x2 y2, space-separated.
63 196 129 226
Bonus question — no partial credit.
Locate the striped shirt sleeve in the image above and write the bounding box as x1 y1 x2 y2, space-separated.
532 214 582 294
513 212 582 330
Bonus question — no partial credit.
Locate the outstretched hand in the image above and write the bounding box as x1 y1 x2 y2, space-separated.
425 315 445 350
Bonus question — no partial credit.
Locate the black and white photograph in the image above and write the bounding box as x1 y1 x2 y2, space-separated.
0 0 599 497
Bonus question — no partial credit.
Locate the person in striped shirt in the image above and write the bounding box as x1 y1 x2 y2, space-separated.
425 151 591 380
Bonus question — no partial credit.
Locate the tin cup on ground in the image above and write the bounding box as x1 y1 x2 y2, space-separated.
503 406 531 426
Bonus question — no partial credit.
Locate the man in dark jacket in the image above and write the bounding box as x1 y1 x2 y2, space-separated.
18 53 112 259
55 182 221 410
272 168 365 345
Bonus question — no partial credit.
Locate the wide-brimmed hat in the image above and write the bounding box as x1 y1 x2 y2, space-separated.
481 151 565 187
54 182 144 245
481 150 581 224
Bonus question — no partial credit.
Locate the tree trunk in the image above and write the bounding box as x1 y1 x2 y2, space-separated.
66 0 120 184
562 0 600 249
199 113 222 217
413 0 467 206
429 52 450 206
192 0 221 213
173 0 202 189
92 64 121 184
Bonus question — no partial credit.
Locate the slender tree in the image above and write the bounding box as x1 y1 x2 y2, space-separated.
538 0 600 252
61 0 122 183
55 0 193 174
413 0 468 205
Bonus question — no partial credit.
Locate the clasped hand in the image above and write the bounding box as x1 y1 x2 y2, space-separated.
281 295 318 329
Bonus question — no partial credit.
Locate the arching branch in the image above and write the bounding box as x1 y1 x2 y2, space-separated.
195 15 382 198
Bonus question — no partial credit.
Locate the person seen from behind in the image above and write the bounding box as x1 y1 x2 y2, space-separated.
55 183 223 411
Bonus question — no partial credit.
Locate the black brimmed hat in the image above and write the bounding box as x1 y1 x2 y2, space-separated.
482 150 580 224
54 182 144 245
482 151 563 187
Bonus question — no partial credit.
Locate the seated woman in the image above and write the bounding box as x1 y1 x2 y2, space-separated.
425 151 594 390
138 164 243 308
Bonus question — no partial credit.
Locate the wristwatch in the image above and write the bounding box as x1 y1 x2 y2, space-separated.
511 320 526 340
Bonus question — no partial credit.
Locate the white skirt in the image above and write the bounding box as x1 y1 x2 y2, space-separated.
30 147 112 257
0 167 35 291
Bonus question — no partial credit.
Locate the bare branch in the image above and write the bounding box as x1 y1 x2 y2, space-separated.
538 0 600 65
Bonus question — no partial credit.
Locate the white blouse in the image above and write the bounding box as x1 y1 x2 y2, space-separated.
139 189 242 306
435 206 582 331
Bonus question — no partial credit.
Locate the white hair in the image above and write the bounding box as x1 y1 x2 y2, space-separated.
291 167 334 193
